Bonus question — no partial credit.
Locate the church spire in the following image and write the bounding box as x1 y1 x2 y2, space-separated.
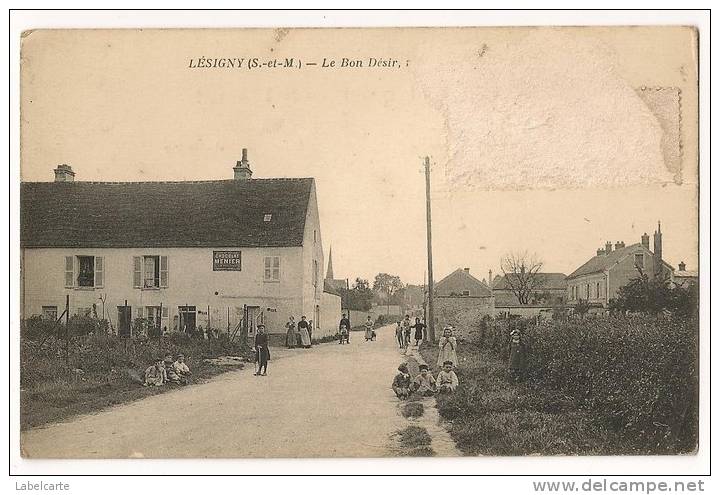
326 246 334 280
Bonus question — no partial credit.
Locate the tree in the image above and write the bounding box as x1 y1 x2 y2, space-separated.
500 251 545 305
373 273 404 314
611 267 697 316
340 278 374 311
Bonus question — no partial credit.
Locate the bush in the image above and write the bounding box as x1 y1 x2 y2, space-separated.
475 315 698 453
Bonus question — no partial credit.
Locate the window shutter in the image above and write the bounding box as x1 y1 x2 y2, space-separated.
133 257 142 288
136 307 143 319
64 256 74 288
94 257 104 288
160 256 169 287
162 306 169 318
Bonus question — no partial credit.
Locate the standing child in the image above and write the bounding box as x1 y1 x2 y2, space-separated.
391 363 411 399
436 360 459 393
413 317 425 346
255 324 270 376
437 326 459 368
401 315 412 348
410 364 436 397
395 321 404 349
508 328 526 382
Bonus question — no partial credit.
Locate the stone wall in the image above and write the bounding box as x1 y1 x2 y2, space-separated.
431 295 494 341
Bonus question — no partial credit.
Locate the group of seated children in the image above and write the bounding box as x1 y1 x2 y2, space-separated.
143 353 193 387
391 361 459 399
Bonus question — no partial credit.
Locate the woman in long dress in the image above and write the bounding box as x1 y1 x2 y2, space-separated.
364 316 374 341
297 315 312 348
285 316 297 348
437 326 459 368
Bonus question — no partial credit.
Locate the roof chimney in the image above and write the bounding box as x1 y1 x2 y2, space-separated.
597 248 605 256
488 270 493 289
615 241 625 251
53 164 75 182
641 232 650 250
463 267 470 273
678 261 686 272
233 148 253 180
605 241 612 254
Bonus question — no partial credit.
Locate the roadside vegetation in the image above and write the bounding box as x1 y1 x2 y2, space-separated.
21 316 253 430
421 314 698 456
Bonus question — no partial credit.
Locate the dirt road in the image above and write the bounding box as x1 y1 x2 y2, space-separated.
21 325 432 458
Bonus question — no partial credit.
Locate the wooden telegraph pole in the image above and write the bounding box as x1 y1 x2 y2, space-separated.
424 156 436 342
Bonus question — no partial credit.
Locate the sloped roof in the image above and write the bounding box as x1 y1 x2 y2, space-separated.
21 178 314 248
435 268 492 296
567 243 674 279
493 272 567 291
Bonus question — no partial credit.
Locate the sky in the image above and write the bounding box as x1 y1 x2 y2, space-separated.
20 27 698 285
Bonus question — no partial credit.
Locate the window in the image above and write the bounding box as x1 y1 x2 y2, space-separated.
596 282 600 299
64 256 104 288
313 230 317 244
145 306 168 330
263 214 272 222
264 256 280 281
133 256 168 288
313 260 319 288
42 306 58 321
586 284 590 299
462 290 470 296
635 253 644 268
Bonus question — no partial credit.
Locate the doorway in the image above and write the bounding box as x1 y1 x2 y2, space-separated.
178 306 197 334
117 306 132 338
244 305 263 340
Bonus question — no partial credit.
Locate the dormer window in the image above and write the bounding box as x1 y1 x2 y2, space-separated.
263 214 272 222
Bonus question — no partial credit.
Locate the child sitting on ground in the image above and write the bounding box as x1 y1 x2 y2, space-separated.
410 364 436 397
436 360 459 393
391 363 412 399
171 354 192 384
143 357 166 387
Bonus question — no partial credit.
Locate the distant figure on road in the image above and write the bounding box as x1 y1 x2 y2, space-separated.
298 315 312 348
413 317 425 346
254 324 270 376
338 324 349 344
410 364 436 397
364 316 375 341
437 326 458 368
143 357 166 387
285 316 297 348
436 360 459 393
391 363 411 399
339 313 351 343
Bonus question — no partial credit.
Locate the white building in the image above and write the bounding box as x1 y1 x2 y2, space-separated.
20 150 341 341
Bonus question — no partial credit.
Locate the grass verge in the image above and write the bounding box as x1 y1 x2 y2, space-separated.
419 341 625 455
21 334 253 430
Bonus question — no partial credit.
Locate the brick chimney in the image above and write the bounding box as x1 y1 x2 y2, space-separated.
653 221 663 277
597 248 604 256
641 232 650 250
488 270 493 289
233 148 253 180
463 267 470 273
605 241 612 254
54 164 75 182
678 261 686 272
615 241 625 251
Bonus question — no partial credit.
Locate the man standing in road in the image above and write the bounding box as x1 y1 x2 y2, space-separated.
339 313 351 343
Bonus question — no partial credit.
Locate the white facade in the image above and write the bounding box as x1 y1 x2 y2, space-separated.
20 180 339 339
